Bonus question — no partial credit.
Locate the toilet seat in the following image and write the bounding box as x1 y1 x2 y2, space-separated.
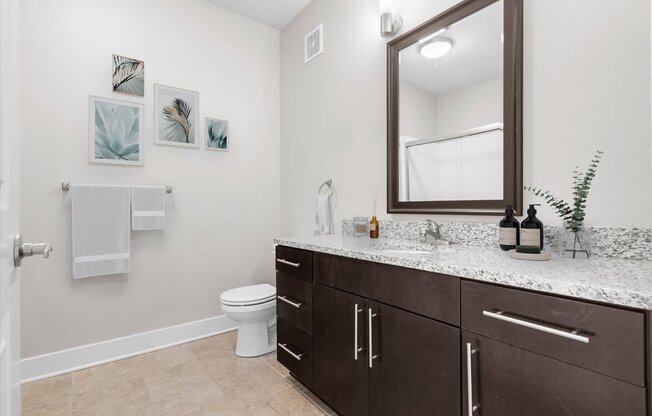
220 284 276 306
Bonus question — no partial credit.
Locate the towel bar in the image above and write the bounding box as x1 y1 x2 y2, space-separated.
61 182 172 194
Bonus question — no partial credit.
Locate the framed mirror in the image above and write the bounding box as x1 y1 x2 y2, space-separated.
387 0 523 215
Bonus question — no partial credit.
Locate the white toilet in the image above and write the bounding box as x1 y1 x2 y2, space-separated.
220 284 277 357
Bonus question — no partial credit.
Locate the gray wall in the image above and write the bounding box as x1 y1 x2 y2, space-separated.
280 0 651 234
20 0 281 358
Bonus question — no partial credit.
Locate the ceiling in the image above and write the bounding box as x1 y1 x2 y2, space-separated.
400 1 503 96
203 0 313 29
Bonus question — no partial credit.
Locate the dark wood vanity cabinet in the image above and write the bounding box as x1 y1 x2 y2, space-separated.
276 246 651 416
462 332 647 416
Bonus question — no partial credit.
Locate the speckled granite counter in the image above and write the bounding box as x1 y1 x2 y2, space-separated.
274 235 652 310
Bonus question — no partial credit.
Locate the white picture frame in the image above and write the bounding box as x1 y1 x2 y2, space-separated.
154 83 199 148
89 96 144 166
205 118 229 151
304 24 323 64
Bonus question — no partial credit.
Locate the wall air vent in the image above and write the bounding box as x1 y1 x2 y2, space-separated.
304 24 323 64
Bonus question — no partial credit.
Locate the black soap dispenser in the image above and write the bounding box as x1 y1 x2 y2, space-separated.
520 204 544 249
499 205 520 251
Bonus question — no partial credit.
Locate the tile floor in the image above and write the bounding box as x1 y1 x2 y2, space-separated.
22 331 334 416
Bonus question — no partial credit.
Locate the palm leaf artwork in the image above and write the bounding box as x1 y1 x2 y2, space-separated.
524 150 603 257
94 101 140 161
162 98 192 143
112 55 144 96
207 120 228 150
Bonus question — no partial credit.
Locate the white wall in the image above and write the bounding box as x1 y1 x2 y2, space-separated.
19 0 280 358
280 0 651 234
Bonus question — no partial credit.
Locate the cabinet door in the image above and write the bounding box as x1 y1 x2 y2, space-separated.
462 331 647 416
369 301 460 416
313 284 369 416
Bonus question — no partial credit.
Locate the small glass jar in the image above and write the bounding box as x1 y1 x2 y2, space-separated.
353 217 369 236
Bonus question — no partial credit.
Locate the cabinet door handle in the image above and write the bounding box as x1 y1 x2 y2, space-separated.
277 295 302 308
466 342 480 415
276 258 301 268
354 304 364 360
368 308 380 368
482 310 590 344
278 343 304 361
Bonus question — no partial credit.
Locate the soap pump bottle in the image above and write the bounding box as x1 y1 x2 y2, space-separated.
520 204 544 249
499 205 520 251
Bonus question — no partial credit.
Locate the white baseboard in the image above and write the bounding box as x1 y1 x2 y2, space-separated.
21 315 237 383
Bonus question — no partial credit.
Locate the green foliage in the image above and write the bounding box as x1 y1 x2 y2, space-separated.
524 150 603 232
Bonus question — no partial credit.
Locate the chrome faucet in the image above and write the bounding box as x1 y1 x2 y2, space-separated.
420 220 452 245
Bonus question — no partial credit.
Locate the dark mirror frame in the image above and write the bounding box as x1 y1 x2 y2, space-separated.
387 0 523 215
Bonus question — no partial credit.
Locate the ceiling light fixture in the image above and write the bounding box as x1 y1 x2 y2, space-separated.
418 37 453 59
380 0 402 38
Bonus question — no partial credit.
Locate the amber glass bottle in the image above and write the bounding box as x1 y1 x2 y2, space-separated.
370 216 379 239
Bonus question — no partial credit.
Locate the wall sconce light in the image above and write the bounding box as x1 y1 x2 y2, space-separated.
380 0 402 38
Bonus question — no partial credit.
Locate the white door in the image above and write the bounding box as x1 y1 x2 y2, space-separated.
0 0 21 414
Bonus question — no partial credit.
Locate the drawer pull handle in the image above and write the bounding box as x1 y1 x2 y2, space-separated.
354 303 364 360
277 295 302 308
466 343 480 414
483 310 590 344
277 258 301 268
278 343 304 361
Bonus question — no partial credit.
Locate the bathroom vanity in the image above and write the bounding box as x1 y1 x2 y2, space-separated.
274 236 652 416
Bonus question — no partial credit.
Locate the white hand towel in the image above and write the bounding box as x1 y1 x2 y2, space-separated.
314 194 334 235
71 185 131 279
131 186 166 230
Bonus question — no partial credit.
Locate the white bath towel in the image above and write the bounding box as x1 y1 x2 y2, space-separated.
314 194 334 235
71 185 131 279
131 186 166 230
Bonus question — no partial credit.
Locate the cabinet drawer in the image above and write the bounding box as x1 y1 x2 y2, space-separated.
461 280 645 385
277 272 312 334
277 318 313 389
314 253 459 325
276 246 312 282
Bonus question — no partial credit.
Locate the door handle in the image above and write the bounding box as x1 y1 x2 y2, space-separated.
466 342 480 414
368 308 380 368
354 304 364 360
14 235 53 267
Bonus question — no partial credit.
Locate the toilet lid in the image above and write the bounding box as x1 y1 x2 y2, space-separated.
220 284 276 306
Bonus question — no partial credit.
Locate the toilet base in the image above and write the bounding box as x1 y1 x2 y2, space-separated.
235 320 277 358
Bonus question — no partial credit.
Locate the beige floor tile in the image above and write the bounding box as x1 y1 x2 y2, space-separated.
149 381 238 416
235 400 283 416
22 373 72 409
143 358 215 402
188 331 237 359
294 384 335 415
269 387 326 416
22 398 71 416
262 351 292 379
138 343 198 371
216 364 292 407
73 355 143 395
200 349 269 383
71 376 151 416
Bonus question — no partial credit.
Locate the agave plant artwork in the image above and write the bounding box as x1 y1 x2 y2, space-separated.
154 84 199 147
206 118 228 151
524 150 603 258
90 96 143 165
112 55 144 96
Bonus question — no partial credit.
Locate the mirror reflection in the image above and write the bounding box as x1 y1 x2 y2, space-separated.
398 1 504 202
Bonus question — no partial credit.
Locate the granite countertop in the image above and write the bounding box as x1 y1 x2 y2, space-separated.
274 235 652 310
